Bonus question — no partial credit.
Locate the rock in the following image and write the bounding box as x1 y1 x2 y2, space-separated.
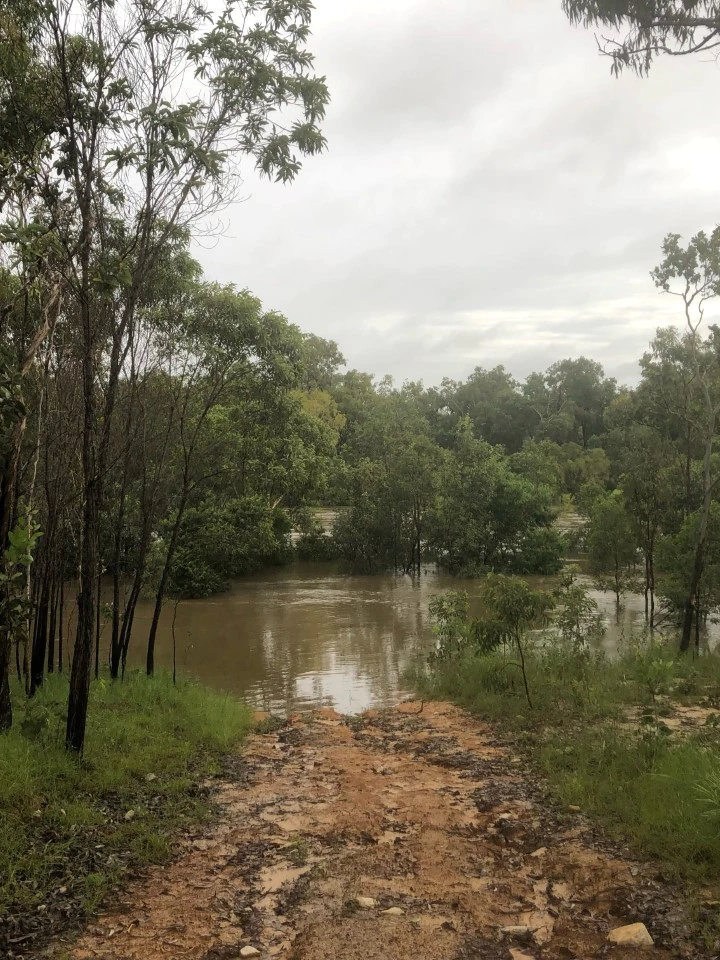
58 886 67 895
124 809 135 821
382 907 405 916
500 925 531 937
568 805 581 812
145 773 157 782
529 847 547 858
239 948 261 958
510 950 535 960
607 923 654 947
355 896 378 909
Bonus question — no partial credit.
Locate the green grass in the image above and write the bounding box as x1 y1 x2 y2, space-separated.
0 672 251 936
420 640 720 886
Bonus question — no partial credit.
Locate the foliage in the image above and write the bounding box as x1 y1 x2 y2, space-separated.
657 504 720 625
428 591 474 662
0 510 41 658
169 497 291 598
295 518 338 561
553 571 605 648
563 1 720 76
587 493 637 602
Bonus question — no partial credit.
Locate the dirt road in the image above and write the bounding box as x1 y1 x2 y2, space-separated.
60 703 706 960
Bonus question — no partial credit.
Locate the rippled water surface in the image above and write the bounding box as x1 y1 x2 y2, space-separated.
113 561 691 714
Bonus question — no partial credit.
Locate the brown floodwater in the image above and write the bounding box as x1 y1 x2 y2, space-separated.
91 561 700 715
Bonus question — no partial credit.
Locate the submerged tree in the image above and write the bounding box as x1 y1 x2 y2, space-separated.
587 493 637 605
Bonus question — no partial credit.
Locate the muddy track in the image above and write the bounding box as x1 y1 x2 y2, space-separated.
52 703 710 960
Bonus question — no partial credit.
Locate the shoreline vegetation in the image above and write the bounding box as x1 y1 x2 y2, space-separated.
0 674 250 953
418 574 720 923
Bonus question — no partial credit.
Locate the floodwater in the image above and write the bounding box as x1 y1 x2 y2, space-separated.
109 561 687 715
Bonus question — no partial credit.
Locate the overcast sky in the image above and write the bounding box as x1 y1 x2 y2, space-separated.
194 0 720 389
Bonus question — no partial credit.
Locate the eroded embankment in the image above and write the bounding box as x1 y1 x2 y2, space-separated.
53 703 707 960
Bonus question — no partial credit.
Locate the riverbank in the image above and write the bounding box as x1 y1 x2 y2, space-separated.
46 702 714 960
0 674 251 955
420 644 720 903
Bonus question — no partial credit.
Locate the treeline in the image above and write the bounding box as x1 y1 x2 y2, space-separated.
308 242 720 656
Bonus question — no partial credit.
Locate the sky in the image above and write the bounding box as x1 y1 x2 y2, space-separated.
194 0 720 389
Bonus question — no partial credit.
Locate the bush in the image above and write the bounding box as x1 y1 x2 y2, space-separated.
170 496 292 597
296 520 338 561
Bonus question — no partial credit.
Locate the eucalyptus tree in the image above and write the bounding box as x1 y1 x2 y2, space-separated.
0 0 328 749
563 1 720 74
617 425 675 626
652 229 720 651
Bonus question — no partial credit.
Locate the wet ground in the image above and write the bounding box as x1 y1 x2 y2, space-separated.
53 703 709 960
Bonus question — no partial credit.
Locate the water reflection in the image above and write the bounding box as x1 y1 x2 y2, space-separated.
112 562 712 714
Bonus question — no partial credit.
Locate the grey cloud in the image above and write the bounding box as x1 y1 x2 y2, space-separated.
196 0 720 389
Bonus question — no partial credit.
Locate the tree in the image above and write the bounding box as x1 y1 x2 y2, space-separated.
652 229 720 651
449 365 537 453
657 503 720 651
563 1 720 75
480 575 554 709
587 493 637 604
429 419 561 575
637 328 705 519
618 425 675 626
0 0 328 750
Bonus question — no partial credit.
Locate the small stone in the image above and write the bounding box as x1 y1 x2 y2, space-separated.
145 773 157 783
607 923 654 947
124 809 135 821
239 948 261 958
529 847 547 858
510 950 535 960
58 886 67 895
382 907 405 916
500 925 531 937
355 896 377 909
568 805 581 812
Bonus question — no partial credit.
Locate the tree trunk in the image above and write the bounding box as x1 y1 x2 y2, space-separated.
0 418 25 731
146 491 188 676
47 574 57 674
66 474 99 751
58 577 64 674
30 571 50 696
681 429 714 652
66 287 99 752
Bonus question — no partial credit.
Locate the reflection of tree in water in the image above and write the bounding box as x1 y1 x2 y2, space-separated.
102 562 705 713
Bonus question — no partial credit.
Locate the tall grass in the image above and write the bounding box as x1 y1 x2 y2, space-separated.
0 672 251 926
420 640 720 884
